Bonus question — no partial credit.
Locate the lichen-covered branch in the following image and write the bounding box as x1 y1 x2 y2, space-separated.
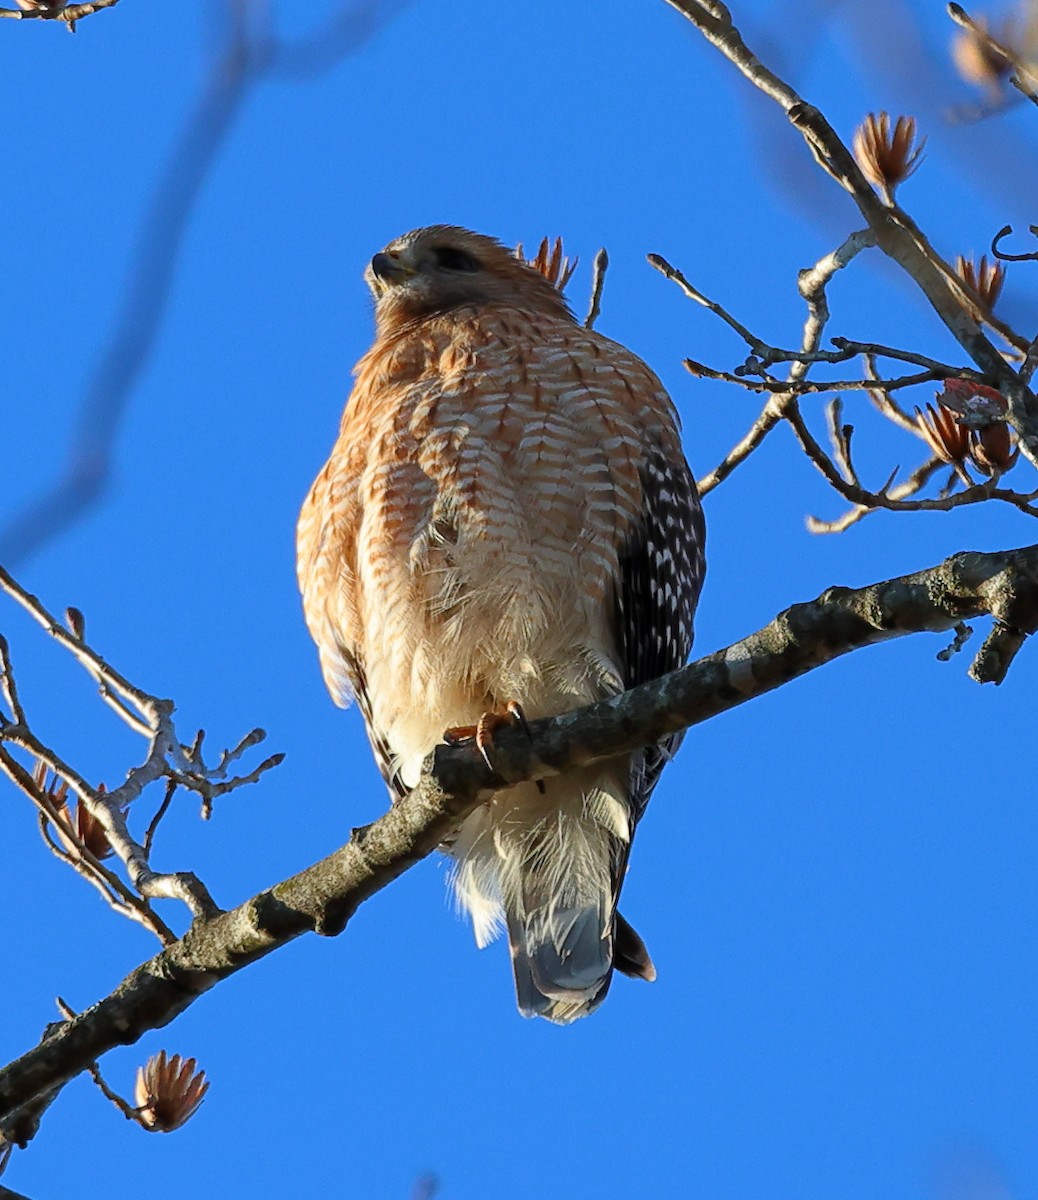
2 541 1037 1142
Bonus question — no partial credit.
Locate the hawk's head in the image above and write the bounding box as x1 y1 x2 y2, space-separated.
366 225 572 331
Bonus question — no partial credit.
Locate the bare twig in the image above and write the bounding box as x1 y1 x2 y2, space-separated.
806 455 945 533
659 226 991 508
654 178 1032 526
862 353 919 434
662 231 875 495
1021 334 1038 387
824 397 859 486
19 760 176 942
29 790 175 942
648 252 771 354
795 229 877 353
35 810 174 942
795 399 1038 523
583 248 609 329
0 562 160 723
53 999 138 1120
4 716 222 922
0 636 24 725
696 394 785 494
194 752 285 820
750 337 979 375
211 727 267 777
143 781 177 859
687 359 964 395
991 223 1038 265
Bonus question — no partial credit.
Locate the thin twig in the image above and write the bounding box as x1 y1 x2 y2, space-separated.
583 248 609 329
792 396 1038 521
14 757 176 942
194 752 285 821
807 456 945 533
862 353 919 434
750 337 979 375
212 727 267 776
143 781 177 858
696 395 786 494
39 813 126 918
665 0 1038 470
686 360 966 394
794 230 877 365
824 397 859 486
0 569 281 924
648 252 770 353
991 223 1038 264
693 232 876 494
54 1000 140 1122
1020 334 1038 387
0 561 161 722
0 636 24 725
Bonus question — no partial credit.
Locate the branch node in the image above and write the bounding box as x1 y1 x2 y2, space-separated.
936 621 974 661
968 620 1026 684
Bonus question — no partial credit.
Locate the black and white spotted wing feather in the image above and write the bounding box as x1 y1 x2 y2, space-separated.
617 441 706 822
601 439 704 984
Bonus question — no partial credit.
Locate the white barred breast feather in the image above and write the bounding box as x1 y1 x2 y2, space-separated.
296 225 705 1023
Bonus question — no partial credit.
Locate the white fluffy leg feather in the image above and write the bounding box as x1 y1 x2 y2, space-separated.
450 769 630 1024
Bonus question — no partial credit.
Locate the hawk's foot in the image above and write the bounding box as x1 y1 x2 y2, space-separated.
444 701 543 791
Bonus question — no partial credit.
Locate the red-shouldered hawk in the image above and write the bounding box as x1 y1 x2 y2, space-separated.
297 226 705 1023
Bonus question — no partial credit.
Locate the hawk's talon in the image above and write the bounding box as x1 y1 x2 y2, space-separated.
504 699 534 742
444 702 544 790
503 702 546 793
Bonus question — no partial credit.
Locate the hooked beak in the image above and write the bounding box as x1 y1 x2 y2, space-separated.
370 251 415 284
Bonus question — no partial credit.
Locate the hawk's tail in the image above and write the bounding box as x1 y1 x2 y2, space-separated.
506 901 614 1025
507 906 656 1024
451 772 655 1023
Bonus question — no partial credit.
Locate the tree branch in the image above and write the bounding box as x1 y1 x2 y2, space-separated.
0 1 119 28
663 0 1038 468
2 541 1037 1138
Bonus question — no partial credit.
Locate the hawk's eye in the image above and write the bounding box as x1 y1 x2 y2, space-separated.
432 246 480 273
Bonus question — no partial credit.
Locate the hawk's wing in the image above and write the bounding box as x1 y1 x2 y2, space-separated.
616 439 706 824
297 458 411 805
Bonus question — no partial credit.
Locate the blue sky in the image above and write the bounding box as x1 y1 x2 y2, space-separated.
3 1 1038 1197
